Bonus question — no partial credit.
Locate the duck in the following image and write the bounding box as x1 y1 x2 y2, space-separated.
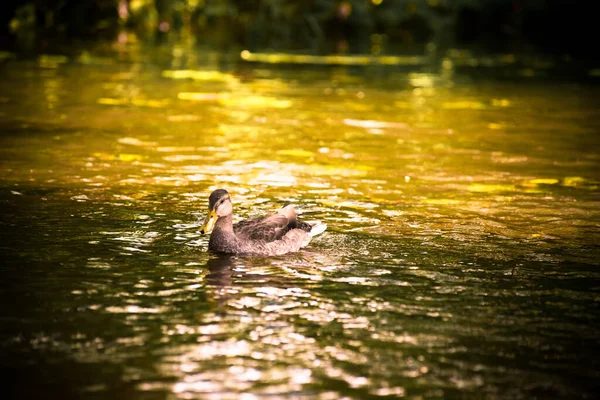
199 189 327 255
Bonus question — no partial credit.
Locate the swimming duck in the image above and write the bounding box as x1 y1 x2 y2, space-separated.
200 189 326 255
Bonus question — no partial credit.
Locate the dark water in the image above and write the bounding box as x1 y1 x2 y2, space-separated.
0 48 599 399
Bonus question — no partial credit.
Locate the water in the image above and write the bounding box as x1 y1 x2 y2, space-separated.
1 48 599 399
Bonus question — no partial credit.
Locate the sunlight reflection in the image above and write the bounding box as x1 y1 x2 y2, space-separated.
343 118 410 129
240 50 425 66
163 69 239 84
106 305 168 313
178 92 292 109
1 43 599 400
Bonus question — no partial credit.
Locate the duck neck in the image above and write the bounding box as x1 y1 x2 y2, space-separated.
209 214 237 252
214 214 234 234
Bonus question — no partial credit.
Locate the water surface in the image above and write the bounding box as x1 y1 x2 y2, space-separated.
0 49 599 399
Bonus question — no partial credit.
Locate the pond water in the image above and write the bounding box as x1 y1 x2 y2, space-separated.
0 47 599 399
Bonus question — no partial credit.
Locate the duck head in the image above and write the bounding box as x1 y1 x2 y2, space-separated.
200 189 232 234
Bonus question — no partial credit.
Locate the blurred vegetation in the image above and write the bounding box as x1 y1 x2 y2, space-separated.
2 0 598 61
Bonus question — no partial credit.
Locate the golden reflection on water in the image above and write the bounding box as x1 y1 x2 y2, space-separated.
146 242 470 398
240 50 426 67
0 52 599 399
165 279 420 397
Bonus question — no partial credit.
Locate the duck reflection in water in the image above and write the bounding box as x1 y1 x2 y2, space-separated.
205 255 235 288
204 255 283 306
204 252 321 309
205 255 301 287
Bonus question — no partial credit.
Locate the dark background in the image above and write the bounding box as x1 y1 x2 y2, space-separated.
1 0 598 62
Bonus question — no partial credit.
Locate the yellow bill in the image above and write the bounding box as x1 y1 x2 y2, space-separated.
200 210 217 234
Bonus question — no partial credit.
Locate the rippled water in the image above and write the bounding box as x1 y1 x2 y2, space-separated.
0 49 599 399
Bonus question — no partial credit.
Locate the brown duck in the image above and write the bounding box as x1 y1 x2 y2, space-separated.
200 189 327 255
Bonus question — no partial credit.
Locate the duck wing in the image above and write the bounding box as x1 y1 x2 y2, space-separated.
252 228 309 255
233 213 291 242
238 223 326 256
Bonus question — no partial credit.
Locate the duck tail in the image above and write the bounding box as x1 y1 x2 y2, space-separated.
308 222 327 237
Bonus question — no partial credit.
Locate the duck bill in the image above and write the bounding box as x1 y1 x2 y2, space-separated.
200 210 217 234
